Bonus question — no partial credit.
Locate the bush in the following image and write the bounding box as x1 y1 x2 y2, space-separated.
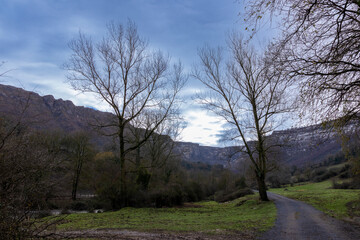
61 209 71 215
35 210 52 219
332 180 351 189
339 171 350 179
214 188 253 203
267 176 282 188
351 176 360 189
313 168 340 182
70 201 88 211
150 184 184 208
310 167 327 180
96 184 123 210
296 174 309 183
235 177 247 189
127 189 148 207
183 181 204 202
86 198 107 210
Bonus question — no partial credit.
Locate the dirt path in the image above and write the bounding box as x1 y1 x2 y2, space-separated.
54 229 255 240
258 192 360 240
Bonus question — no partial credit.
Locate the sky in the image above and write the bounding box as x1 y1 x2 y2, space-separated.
0 0 275 146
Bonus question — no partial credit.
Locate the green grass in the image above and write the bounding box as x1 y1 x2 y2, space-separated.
55 194 276 235
270 181 360 219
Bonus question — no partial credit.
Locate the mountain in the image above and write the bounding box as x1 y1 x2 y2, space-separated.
174 142 239 166
175 126 343 168
271 126 342 167
0 84 115 146
0 84 345 168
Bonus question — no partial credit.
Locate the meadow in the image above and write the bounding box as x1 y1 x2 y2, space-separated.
50 180 360 238
270 181 360 219
54 193 276 236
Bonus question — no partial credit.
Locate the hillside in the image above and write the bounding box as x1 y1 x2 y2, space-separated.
271 126 342 167
0 84 344 167
175 125 343 168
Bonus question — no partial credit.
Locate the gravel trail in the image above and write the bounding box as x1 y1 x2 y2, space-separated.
258 192 360 240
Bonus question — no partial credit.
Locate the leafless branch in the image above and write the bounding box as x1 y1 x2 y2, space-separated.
64 20 187 205
193 34 293 201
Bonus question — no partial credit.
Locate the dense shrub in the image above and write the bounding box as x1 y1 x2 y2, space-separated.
313 169 337 182
310 167 327 180
332 180 351 189
96 184 123 210
352 176 360 189
34 210 53 219
339 171 350 179
214 188 253 203
126 190 148 207
151 184 184 208
70 201 88 211
267 176 282 188
333 176 360 189
235 177 247 189
183 181 204 202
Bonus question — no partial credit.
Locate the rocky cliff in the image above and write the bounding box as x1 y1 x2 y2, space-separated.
174 122 345 168
173 142 239 166
0 84 113 146
0 84 345 168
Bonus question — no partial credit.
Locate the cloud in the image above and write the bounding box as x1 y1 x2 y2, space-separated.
0 0 244 146
2 59 111 113
180 108 227 146
179 86 203 99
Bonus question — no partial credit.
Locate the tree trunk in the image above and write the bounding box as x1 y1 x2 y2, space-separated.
71 156 83 201
119 127 127 207
120 156 126 207
135 146 141 168
71 170 80 200
256 173 269 201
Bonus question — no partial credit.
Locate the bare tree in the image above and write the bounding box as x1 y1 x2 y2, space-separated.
0 63 67 239
193 35 291 201
64 20 186 206
62 132 94 200
244 0 360 126
130 112 185 189
0 117 65 239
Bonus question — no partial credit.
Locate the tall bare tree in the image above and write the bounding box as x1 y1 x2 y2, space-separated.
129 112 185 190
244 0 360 126
62 132 94 200
193 35 291 201
64 20 186 206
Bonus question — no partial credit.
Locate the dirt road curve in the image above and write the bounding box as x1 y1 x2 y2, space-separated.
258 192 360 240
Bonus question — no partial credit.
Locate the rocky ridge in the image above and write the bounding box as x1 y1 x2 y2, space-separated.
0 84 345 168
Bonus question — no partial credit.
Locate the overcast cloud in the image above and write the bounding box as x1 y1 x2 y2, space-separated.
0 0 275 146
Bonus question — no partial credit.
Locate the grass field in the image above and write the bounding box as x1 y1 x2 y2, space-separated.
270 181 360 219
55 193 276 235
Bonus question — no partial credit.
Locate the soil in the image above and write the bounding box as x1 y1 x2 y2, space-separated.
54 229 256 239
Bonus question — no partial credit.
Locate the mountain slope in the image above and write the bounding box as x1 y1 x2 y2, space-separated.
0 84 344 167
